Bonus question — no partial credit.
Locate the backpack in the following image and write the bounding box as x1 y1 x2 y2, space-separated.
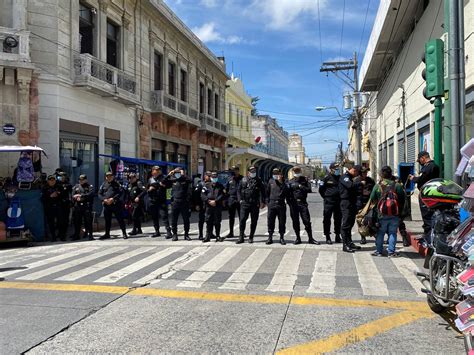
377 182 399 216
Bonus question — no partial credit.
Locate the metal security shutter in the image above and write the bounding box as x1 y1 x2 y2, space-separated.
407 133 416 163
382 142 387 166
397 131 405 163
378 144 382 166
389 143 394 168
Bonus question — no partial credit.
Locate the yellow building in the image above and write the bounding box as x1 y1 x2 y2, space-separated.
225 74 254 171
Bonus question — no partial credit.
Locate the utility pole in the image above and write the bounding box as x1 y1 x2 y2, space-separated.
400 85 407 162
320 52 362 165
443 0 452 179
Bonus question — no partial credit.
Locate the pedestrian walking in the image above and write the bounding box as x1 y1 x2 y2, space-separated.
266 168 287 245
169 168 192 241
98 171 127 240
127 173 145 236
193 171 211 240
147 166 172 238
339 165 364 253
370 166 406 257
319 162 342 244
41 175 62 242
409 151 440 243
287 167 319 245
237 166 266 244
392 175 411 247
201 171 225 243
357 166 375 244
224 166 243 239
71 174 94 240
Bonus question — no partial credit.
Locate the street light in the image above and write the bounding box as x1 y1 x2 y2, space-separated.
315 106 345 119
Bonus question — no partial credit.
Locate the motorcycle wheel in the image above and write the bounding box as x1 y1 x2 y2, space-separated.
427 294 447 313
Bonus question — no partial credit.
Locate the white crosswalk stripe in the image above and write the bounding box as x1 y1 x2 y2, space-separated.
94 247 183 283
16 247 128 281
178 247 241 288
266 250 303 292
134 247 211 285
390 257 425 297
0 247 98 278
0 245 77 266
307 251 337 294
55 247 156 282
353 253 389 296
219 249 272 290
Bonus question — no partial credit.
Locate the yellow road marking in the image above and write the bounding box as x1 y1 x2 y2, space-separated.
277 310 434 354
0 281 429 312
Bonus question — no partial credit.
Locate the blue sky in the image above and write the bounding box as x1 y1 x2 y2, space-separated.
164 0 379 163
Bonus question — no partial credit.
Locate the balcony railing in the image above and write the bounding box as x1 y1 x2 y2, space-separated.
73 53 139 105
0 27 30 63
199 113 228 137
150 90 200 127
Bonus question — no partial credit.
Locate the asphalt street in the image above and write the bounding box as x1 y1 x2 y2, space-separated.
0 193 464 354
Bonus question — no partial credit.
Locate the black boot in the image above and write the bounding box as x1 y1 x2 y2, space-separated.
166 228 172 239
202 235 211 243
325 236 333 245
349 242 362 250
266 234 273 245
88 233 94 241
335 235 342 243
343 244 355 253
151 227 160 238
99 234 110 240
248 236 254 244
236 235 244 244
184 233 191 241
123 233 128 240
172 234 178 241
360 236 367 245
294 235 302 245
129 228 138 236
279 235 286 245
308 231 320 245
224 232 234 239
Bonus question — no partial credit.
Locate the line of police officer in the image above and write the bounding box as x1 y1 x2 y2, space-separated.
42 164 320 245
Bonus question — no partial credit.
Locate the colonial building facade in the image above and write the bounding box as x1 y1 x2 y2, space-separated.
288 133 305 164
0 0 227 186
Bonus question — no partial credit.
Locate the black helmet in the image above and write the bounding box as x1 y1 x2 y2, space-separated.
420 178 463 209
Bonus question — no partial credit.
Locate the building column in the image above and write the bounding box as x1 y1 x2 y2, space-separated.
12 0 27 29
16 68 32 145
121 13 132 71
98 0 109 63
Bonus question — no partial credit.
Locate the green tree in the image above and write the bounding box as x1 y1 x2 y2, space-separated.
251 96 260 116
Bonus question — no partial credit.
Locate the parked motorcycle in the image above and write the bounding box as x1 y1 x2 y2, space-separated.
416 178 465 313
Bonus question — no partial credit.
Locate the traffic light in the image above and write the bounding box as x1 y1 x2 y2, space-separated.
421 39 444 99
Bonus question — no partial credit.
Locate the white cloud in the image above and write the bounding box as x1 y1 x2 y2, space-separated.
192 22 245 44
201 0 217 7
249 0 325 30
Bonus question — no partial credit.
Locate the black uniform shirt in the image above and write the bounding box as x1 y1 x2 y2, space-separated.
147 175 171 204
318 173 340 201
41 184 61 208
414 161 440 190
58 182 72 208
169 176 192 202
128 181 145 204
98 180 123 203
226 175 243 204
266 179 287 205
287 176 312 204
238 176 266 204
202 182 225 206
72 182 94 208
339 172 361 203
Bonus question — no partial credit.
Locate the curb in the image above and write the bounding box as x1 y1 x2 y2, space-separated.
405 229 428 257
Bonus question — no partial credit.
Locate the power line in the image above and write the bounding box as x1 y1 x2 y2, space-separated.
339 0 346 57
358 0 371 56
317 0 324 63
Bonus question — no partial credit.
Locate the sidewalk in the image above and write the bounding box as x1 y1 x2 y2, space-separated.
403 192 428 256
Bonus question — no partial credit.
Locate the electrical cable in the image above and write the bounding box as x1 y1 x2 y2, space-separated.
339 0 346 58
358 0 371 56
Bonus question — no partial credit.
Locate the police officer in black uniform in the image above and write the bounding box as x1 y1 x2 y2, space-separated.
194 171 211 240
202 171 225 243
287 167 319 245
168 168 192 241
409 151 441 242
225 166 243 239
127 173 145 236
237 166 266 244
98 171 127 239
57 172 72 241
41 175 62 242
339 165 364 252
71 174 94 240
357 166 376 244
319 162 342 245
147 166 172 238
266 168 288 245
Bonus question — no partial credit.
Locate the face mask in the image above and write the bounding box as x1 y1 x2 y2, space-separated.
249 172 256 178
211 177 218 183
175 173 182 179
334 169 340 176
294 173 301 178
272 175 279 180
